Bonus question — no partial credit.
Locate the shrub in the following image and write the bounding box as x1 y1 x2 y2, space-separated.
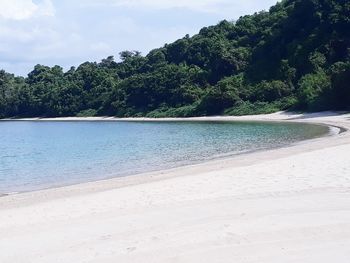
297 70 331 111
76 109 98 117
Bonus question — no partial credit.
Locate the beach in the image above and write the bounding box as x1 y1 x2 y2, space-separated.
0 111 350 263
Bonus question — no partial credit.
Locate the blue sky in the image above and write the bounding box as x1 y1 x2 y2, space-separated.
0 0 278 76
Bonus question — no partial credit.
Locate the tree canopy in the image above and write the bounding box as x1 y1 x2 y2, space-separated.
0 0 349 118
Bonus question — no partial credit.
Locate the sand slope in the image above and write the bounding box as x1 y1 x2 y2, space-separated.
0 112 350 263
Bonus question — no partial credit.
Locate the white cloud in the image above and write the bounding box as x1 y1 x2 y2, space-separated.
111 0 227 12
90 42 112 53
0 0 279 76
0 0 54 20
86 0 277 14
37 0 55 17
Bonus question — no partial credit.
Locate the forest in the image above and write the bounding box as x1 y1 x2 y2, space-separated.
0 0 349 118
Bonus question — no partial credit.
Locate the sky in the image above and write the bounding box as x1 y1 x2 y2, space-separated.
0 0 278 76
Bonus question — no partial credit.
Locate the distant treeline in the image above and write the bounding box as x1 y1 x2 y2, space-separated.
0 0 349 118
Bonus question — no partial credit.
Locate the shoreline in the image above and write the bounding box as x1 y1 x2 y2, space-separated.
1 111 350 262
1 110 348 122
0 124 336 198
0 111 348 204
0 122 339 198
0 116 338 197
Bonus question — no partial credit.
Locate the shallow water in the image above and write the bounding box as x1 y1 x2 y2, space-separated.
0 120 329 193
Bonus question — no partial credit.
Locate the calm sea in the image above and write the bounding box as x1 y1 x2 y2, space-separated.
0 121 329 193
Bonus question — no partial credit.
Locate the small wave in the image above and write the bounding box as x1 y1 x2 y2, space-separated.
328 126 342 135
1 155 17 158
1 191 19 196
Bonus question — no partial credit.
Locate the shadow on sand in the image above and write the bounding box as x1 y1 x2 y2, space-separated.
287 111 349 120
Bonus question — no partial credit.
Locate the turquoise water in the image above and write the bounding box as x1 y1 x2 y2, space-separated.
0 121 328 194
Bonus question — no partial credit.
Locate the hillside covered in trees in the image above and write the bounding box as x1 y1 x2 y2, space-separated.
0 0 349 118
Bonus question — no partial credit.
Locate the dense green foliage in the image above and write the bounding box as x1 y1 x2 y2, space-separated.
0 0 349 118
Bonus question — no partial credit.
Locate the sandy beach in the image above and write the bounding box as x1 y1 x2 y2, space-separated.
1 111 350 263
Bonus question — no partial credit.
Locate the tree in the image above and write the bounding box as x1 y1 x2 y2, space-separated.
0 0 349 118
298 70 331 110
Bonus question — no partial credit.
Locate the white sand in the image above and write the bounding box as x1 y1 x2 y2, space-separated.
1 111 350 263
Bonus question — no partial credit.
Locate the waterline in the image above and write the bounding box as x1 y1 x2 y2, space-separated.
0 120 329 194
